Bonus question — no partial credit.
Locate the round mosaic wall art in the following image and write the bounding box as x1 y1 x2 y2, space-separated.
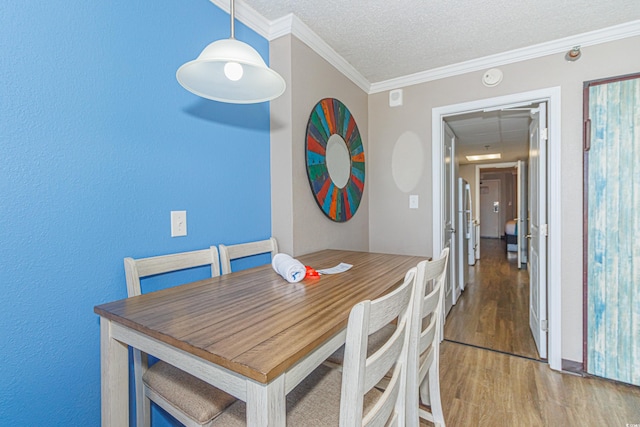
305 98 365 222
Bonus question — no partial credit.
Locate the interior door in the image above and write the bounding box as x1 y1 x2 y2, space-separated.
456 178 468 298
467 183 477 266
528 102 547 359
443 124 456 314
585 73 640 386
517 160 528 268
479 179 501 238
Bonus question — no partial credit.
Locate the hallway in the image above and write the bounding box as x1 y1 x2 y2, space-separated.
444 238 540 360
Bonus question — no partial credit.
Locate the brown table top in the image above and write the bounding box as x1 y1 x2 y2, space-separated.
95 249 425 383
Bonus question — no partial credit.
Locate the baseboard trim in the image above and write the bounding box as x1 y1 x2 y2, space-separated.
561 359 584 376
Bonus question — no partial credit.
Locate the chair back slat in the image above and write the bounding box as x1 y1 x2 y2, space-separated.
406 248 449 426
124 247 220 297
219 237 278 275
363 372 401 427
340 267 417 427
365 326 405 392
418 283 441 356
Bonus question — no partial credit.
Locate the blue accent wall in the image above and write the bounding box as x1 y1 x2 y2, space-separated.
0 1 273 425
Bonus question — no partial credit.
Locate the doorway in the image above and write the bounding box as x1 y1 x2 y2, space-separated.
431 87 562 370
447 137 538 360
444 103 547 360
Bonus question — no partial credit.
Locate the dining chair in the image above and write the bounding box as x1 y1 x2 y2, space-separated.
208 266 418 426
406 248 449 427
124 247 236 427
218 237 278 275
323 249 449 426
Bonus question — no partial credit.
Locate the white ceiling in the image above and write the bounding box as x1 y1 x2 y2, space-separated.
229 0 640 86
212 1 639 164
445 108 536 165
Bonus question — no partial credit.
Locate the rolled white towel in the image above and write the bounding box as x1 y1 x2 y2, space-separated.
272 253 306 283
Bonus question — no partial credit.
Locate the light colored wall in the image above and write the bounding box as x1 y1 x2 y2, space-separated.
272 35 370 256
368 110 432 255
271 36 295 255
368 35 640 362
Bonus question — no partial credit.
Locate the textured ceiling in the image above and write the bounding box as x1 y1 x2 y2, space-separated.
239 0 640 84
224 1 638 164
446 108 537 165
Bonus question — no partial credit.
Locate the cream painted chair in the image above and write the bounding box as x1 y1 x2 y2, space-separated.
218 237 278 275
124 247 236 427
209 266 418 426
406 248 449 427
323 249 450 426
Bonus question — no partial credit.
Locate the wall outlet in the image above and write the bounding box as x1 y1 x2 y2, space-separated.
171 210 187 237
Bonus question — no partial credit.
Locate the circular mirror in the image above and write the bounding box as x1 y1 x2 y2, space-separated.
325 134 351 188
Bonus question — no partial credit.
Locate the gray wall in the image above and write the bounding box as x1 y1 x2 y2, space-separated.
368 35 640 362
271 35 370 256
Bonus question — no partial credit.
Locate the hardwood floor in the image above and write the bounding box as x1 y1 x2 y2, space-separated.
444 238 539 359
428 237 640 426
428 341 640 426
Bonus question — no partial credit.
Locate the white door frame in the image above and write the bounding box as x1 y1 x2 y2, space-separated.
431 87 562 371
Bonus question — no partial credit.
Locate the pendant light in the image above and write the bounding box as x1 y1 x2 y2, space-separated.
176 0 286 104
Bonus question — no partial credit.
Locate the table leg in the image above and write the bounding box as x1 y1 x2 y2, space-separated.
100 317 129 426
246 375 285 427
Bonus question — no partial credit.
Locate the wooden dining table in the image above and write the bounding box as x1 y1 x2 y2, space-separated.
95 249 426 426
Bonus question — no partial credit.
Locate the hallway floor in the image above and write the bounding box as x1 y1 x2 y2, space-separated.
443 238 540 360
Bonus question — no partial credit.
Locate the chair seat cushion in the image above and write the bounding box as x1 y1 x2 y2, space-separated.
143 361 236 425
210 364 383 426
325 323 396 366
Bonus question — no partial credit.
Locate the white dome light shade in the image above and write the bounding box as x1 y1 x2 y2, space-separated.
176 38 286 104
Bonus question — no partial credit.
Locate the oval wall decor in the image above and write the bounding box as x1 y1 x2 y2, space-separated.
305 98 365 222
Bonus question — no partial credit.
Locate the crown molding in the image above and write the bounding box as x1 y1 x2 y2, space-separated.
209 1 370 92
209 2 640 95
268 12 294 40
369 19 640 93
282 14 371 92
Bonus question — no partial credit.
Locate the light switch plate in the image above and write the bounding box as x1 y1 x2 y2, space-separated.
409 195 419 209
171 210 187 237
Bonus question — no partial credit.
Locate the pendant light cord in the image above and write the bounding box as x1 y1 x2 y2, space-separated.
229 0 235 40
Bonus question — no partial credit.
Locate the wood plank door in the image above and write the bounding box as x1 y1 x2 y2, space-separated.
585 73 640 386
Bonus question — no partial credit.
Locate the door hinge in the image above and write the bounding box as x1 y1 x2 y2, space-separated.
541 128 548 141
541 224 548 236
541 319 548 332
